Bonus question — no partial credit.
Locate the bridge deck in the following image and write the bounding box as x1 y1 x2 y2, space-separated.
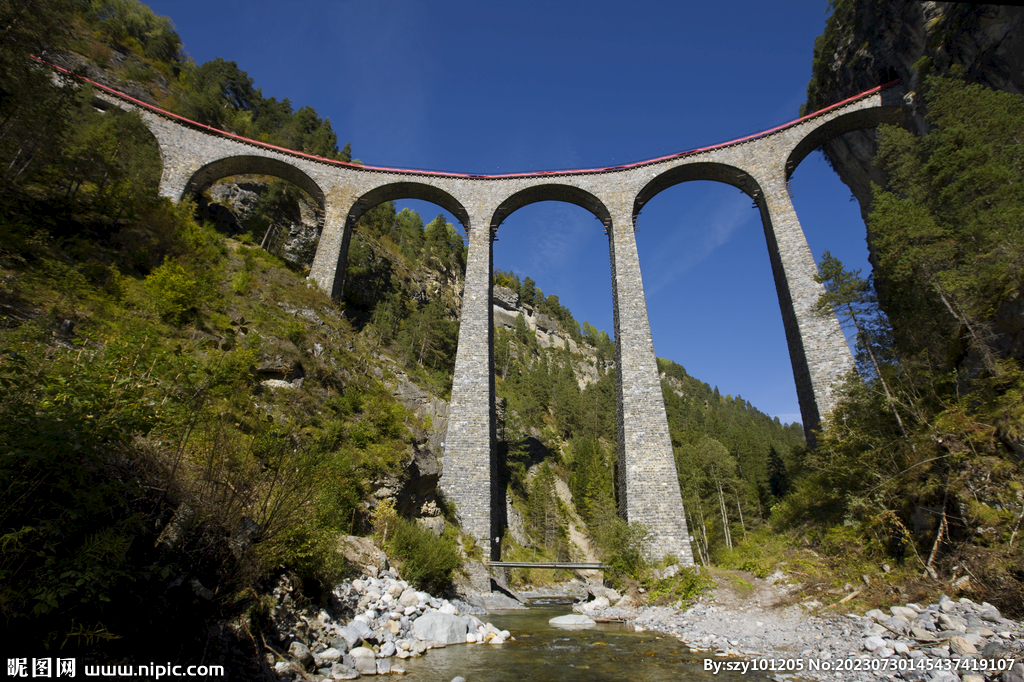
487 562 608 570
39 56 897 181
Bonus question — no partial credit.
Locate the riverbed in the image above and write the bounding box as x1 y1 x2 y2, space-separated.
398 607 743 682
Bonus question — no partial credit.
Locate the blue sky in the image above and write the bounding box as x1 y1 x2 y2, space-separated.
145 0 870 425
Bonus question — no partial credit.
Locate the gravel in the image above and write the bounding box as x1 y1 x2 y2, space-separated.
580 579 1023 681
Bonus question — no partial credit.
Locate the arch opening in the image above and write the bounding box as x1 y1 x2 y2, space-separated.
195 172 326 269
490 199 619 558
90 99 166 187
182 155 326 209
342 183 470 334
633 162 762 219
788 152 886 356
82 103 165 202
784 103 906 179
783 98 911 359
340 191 469 394
491 184 611 236
348 183 469 234
637 179 801 426
635 180 808 556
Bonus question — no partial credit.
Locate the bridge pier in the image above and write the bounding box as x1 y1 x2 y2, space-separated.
156 160 192 203
607 203 694 565
439 213 499 560
309 192 359 299
757 173 855 442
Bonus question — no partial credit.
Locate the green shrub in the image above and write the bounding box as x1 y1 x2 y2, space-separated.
231 270 251 295
260 517 345 588
285 320 305 346
370 499 461 592
715 527 796 577
594 515 650 583
145 260 200 323
0 338 159 645
648 567 713 605
387 522 462 594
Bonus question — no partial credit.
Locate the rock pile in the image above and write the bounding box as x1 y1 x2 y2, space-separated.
582 588 1023 682
850 596 1023 682
268 571 511 680
571 585 638 619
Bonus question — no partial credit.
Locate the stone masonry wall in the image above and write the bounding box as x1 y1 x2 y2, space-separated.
607 202 694 565
439 210 498 557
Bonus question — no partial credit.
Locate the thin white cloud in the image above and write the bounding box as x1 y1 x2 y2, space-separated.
531 210 588 271
645 199 752 293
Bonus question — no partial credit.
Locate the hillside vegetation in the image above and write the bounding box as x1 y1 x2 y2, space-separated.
779 74 1024 611
1 1 464 660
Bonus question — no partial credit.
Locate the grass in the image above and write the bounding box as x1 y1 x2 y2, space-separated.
712 525 961 613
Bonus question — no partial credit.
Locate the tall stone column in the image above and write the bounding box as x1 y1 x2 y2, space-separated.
439 216 497 559
607 205 693 566
758 174 855 441
309 192 358 299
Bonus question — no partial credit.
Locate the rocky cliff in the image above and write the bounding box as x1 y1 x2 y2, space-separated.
199 178 323 268
492 284 611 389
805 1 1024 220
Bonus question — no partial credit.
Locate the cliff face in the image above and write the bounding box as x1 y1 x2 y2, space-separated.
805 1 1024 219
198 177 324 267
491 285 611 390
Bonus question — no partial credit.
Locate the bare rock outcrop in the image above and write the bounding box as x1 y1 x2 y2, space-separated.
201 178 324 267
806 2 1024 222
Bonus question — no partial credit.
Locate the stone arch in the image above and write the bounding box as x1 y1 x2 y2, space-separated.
632 161 833 439
491 184 611 235
633 161 763 218
182 155 327 208
784 101 906 179
349 182 470 232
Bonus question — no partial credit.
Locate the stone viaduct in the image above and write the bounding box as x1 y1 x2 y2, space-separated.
86 71 906 564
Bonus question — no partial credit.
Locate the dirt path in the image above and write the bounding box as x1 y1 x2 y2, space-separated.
704 567 796 612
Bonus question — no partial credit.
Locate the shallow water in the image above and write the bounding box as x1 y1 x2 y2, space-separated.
397 607 746 682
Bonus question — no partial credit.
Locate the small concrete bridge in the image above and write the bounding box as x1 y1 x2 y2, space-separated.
487 562 609 570
56 62 908 567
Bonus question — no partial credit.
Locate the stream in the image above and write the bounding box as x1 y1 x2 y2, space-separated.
397 606 747 681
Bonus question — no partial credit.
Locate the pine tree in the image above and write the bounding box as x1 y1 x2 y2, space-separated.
813 251 908 441
766 445 787 499
521 277 536 306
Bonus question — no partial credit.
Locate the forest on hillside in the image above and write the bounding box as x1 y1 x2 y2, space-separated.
2 0 1023 668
